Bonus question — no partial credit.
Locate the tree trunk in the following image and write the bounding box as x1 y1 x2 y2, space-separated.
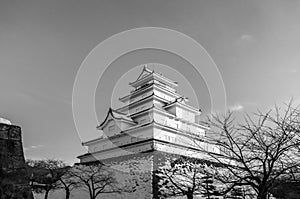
44 190 50 199
91 194 97 199
257 191 268 199
186 193 193 199
65 188 70 199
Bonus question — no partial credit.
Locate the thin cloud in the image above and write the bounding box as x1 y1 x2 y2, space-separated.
229 104 244 112
24 145 44 151
30 144 44 149
293 98 300 106
288 68 297 73
278 68 298 74
241 34 254 42
236 34 255 46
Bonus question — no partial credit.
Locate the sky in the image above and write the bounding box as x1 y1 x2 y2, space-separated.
0 0 300 164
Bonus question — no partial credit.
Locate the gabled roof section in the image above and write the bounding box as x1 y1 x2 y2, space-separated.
164 96 187 106
97 108 136 129
119 80 181 103
129 64 178 88
164 97 200 113
134 64 153 81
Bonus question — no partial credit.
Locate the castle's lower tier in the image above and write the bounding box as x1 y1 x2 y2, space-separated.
76 150 217 199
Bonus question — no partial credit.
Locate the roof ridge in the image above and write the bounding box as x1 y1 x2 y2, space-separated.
134 64 154 82
110 108 127 116
97 108 136 129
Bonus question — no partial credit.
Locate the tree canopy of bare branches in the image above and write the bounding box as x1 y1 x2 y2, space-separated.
27 159 68 199
70 162 121 199
203 102 300 199
156 156 221 199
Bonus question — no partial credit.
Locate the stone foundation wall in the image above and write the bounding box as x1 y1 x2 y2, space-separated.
0 123 33 199
39 151 189 199
92 150 183 199
102 152 154 199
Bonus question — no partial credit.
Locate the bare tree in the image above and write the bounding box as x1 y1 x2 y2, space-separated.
27 159 67 199
58 169 80 199
156 156 221 199
200 102 300 199
70 162 120 199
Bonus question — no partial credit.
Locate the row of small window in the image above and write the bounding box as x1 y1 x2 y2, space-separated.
162 135 209 149
109 117 148 128
163 135 190 145
138 118 149 124
157 118 203 134
135 105 147 112
91 136 146 151
155 92 174 101
108 125 115 131
129 92 151 103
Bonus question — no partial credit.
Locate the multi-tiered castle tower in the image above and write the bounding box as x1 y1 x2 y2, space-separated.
78 65 219 199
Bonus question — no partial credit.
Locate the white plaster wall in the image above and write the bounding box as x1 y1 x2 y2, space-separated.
153 127 197 147
128 100 153 116
153 112 205 137
153 89 175 102
154 142 210 160
118 120 135 130
181 107 195 122
128 90 152 104
88 126 154 153
134 113 153 124
102 120 121 137
88 143 153 161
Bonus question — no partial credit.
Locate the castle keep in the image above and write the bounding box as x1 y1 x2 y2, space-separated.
78 65 219 198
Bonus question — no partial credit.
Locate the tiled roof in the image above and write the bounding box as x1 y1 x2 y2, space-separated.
164 97 201 113
129 64 178 87
97 108 136 129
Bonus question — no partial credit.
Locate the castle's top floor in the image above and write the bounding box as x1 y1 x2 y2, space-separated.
129 65 178 89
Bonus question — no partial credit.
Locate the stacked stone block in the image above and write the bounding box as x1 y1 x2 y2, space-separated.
0 122 33 199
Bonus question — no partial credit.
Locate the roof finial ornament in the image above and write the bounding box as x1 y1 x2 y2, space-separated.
143 64 154 73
